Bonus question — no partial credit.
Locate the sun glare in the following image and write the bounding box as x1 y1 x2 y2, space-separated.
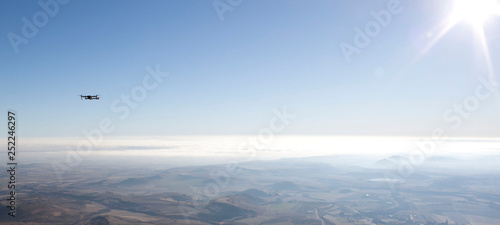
451 0 500 25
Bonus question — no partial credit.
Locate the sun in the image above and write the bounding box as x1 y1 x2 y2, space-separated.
412 0 500 95
450 0 500 25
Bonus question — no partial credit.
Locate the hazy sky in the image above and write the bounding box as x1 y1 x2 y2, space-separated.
1 0 499 138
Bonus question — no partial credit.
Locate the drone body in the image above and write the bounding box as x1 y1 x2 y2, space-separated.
81 95 100 100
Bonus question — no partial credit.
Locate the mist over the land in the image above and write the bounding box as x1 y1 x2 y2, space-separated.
16 135 500 165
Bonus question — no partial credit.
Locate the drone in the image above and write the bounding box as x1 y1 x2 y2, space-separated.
81 95 100 100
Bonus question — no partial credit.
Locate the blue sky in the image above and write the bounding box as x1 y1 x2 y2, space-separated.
1 0 499 137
